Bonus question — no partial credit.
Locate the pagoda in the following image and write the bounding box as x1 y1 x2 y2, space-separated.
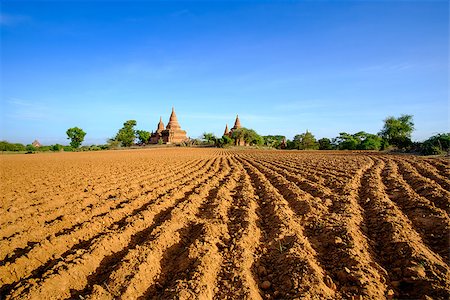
149 107 188 144
161 107 188 144
224 115 245 145
149 117 165 144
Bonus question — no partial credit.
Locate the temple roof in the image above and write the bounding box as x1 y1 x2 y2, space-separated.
232 114 241 130
156 116 165 132
224 124 229 135
165 107 182 130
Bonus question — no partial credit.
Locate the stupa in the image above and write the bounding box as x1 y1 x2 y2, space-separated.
224 124 229 135
224 115 246 145
161 107 188 144
149 117 165 144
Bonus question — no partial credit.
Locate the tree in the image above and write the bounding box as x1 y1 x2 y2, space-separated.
136 130 151 145
66 127 86 148
379 115 414 149
421 133 450 155
115 120 137 147
231 128 263 146
318 138 333 150
333 132 359 150
293 131 318 150
263 135 285 148
202 132 216 145
359 134 382 150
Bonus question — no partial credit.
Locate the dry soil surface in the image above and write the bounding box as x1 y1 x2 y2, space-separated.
0 148 449 299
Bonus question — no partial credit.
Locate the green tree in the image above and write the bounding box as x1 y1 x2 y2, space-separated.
293 131 318 150
379 115 414 149
263 135 285 148
66 127 86 148
421 133 450 155
359 134 382 150
318 138 333 150
333 132 359 150
202 132 217 145
136 130 151 145
115 120 137 147
231 128 264 146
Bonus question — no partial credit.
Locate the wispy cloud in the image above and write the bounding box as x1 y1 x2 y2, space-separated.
6 98 59 121
361 62 415 72
0 13 31 26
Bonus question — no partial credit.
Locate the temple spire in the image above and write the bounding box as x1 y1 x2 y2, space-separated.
232 114 241 130
166 107 181 130
156 116 165 132
224 124 229 135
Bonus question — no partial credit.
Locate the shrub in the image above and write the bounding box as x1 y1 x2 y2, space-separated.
421 133 450 155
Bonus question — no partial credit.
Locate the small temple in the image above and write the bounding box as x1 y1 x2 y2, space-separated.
149 107 188 144
224 115 246 145
32 140 42 148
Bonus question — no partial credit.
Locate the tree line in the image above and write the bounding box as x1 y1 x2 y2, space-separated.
1 115 448 155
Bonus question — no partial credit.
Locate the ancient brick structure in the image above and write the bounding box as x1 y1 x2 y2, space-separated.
224 115 246 146
149 107 188 144
149 117 165 144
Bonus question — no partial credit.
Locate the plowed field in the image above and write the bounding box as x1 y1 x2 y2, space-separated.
1 149 449 299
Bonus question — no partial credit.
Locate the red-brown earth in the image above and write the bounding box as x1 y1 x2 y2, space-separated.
0 148 449 299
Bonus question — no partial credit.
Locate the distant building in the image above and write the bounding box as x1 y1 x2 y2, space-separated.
32 140 42 148
224 115 246 146
149 107 188 144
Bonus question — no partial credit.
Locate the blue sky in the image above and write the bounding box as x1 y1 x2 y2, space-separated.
1 1 448 145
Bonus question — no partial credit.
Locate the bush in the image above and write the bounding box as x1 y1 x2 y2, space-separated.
51 144 64 151
318 138 333 150
421 133 450 155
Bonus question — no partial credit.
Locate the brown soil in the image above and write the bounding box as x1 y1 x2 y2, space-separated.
0 149 449 299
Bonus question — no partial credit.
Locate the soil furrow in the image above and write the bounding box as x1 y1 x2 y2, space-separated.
244 156 389 299
1 158 216 298
236 155 335 299
214 161 262 300
380 158 450 263
358 157 450 299
0 158 203 263
85 157 230 299
395 159 450 213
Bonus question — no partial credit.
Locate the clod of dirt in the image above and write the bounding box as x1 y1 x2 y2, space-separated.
403 265 426 278
386 289 395 300
258 265 267 276
324 275 337 290
260 280 271 290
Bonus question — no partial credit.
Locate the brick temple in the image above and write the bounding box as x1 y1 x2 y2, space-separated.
149 107 188 144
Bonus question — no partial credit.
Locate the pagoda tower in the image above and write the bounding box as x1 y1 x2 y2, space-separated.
161 107 188 144
231 115 241 131
149 116 165 144
224 124 229 136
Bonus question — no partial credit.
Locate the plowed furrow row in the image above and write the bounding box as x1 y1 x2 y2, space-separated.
0 162 156 228
425 159 450 179
0 158 201 242
245 156 388 299
76 157 230 299
395 160 450 213
380 158 450 263
272 154 358 178
147 157 239 299
214 165 262 300
0 158 203 263
236 156 335 299
406 159 450 191
249 155 354 193
1 158 216 297
358 158 450 299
